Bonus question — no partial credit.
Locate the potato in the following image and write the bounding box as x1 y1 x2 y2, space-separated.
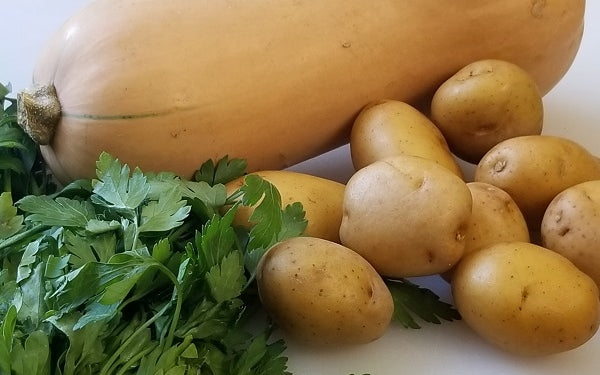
474 135 600 230
430 59 543 164
350 100 463 177
452 241 599 356
256 236 394 346
541 180 600 290
443 182 529 281
225 170 345 242
464 182 530 253
339 154 472 277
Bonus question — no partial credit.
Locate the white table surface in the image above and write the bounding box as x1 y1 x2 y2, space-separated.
3 1 599 374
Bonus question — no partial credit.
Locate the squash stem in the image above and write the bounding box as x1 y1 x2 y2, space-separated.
16 84 61 145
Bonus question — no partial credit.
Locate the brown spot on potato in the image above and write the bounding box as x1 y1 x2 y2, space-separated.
530 0 546 19
519 286 530 311
415 177 426 189
558 226 570 236
493 159 507 173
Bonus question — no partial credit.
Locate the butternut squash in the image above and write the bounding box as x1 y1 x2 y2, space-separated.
18 0 585 183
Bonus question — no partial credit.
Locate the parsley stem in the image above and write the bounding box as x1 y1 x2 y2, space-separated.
167 221 194 247
224 190 244 206
28 171 42 196
100 260 183 375
2 169 12 192
114 342 159 375
0 225 47 256
131 216 140 251
155 262 183 349
114 334 193 375
100 300 172 375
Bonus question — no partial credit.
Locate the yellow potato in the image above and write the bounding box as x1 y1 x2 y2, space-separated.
225 170 345 242
350 100 463 177
443 182 529 281
464 182 530 253
452 241 599 356
256 236 394 346
474 135 600 230
430 59 543 164
340 154 472 277
542 180 600 290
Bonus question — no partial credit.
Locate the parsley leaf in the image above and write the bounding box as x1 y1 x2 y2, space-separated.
194 155 247 185
188 207 239 275
92 152 150 214
64 230 117 266
46 311 109 372
239 174 307 256
278 202 308 243
7 329 51 375
240 175 283 248
386 278 461 329
0 192 23 239
232 331 291 375
17 195 95 227
206 250 246 303
238 176 308 275
138 189 190 233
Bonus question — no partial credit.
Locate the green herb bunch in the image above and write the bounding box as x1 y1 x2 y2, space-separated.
0 150 306 374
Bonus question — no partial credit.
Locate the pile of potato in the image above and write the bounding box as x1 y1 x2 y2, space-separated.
232 59 600 356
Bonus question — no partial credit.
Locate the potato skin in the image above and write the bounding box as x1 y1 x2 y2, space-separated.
452 242 599 356
225 170 345 242
443 182 529 281
474 135 600 230
350 100 463 177
542 180 600 290
340 155 472 277
431 59 543 164
464 182 529 254
256 236 394 346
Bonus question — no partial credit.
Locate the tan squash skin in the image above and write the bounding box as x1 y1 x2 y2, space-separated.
24 0 585 183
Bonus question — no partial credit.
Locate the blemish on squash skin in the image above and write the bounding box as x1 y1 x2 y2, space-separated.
62 105 197 120
531 0 546 19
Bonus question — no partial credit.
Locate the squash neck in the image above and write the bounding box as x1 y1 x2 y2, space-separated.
17 84 61 145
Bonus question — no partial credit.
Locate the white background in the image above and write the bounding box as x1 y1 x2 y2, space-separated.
2 1 599 374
